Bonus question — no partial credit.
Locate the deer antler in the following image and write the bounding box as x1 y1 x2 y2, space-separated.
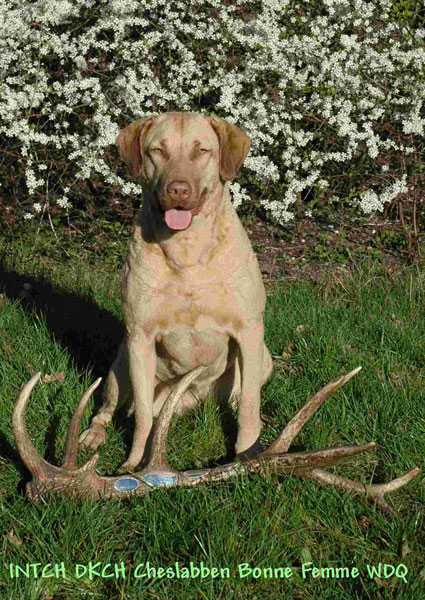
13 367 420 511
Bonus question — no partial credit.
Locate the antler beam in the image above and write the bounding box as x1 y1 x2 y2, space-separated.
12 367 420 511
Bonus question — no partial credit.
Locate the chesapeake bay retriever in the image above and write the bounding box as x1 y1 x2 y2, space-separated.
79 112 273 472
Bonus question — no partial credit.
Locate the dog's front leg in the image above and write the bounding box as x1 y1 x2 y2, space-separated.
234 320 265 457
120 333 157 472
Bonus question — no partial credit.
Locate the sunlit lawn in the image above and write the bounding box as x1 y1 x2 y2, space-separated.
0 231 424 599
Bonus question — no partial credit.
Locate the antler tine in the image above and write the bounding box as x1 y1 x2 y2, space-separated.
298 467 421 512
146 365 207 470
180 442 378 487
13 373 61 479
262 366 362 455
63 377 102 469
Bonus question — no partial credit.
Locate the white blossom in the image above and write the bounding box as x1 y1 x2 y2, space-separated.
56 197 72 209
0 0 422 224
358 190 383 213
228 182 251 210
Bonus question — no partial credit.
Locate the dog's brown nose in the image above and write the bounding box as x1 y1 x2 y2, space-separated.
166 180 192 204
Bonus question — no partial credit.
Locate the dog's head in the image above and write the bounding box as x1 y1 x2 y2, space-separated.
116 112 250 231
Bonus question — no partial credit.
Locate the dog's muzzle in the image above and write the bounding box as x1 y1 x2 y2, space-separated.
159 180 205 231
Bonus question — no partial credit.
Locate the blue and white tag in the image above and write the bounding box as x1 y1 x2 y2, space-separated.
141 472 178 488
113 476 142 493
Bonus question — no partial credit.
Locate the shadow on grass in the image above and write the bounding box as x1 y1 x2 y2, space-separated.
0 261 125 474
0 261 124 376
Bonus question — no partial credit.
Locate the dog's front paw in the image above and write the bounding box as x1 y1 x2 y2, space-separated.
79 424 107 450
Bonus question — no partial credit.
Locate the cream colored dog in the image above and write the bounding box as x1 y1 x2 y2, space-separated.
79 112 273 471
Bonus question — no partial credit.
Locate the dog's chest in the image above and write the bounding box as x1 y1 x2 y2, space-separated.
149 282 234 378
122 232 265 340
147 279 244 337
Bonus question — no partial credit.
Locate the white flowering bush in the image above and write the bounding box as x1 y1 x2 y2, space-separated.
0 0 424 230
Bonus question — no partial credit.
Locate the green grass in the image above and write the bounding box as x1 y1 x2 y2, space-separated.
0 232 424 600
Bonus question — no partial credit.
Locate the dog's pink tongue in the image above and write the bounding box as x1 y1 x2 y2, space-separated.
164 208 192 230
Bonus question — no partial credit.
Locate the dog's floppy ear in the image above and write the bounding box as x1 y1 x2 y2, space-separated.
116 116 155 177
208 117 251 181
